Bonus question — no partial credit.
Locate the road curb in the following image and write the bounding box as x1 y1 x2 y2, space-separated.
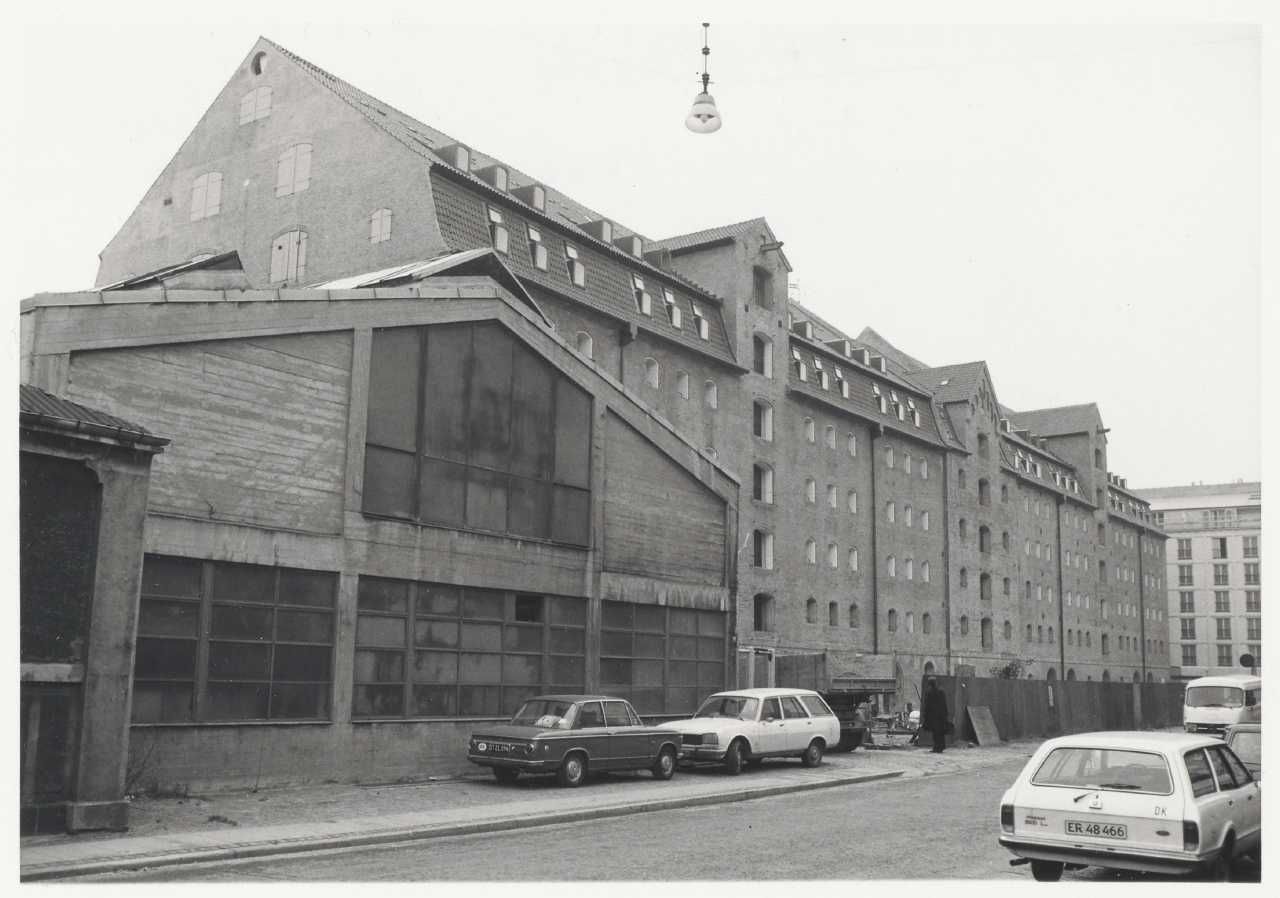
21 770 902 881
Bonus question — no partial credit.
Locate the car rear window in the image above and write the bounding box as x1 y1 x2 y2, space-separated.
604 701 633 727
1184 749 1217 797
800 694 835 717
1031 747 1173 795
780 696 809 718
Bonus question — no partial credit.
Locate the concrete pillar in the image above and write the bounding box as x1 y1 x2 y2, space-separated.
67 456 153 831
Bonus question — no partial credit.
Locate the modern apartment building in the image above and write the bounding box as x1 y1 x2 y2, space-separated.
19 37 1170 794
1137 482 1262 680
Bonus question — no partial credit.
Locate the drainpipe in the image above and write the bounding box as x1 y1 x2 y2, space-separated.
1055 495 1066 680
1137 529 1147 682
941 450 953 674
869 424 882 656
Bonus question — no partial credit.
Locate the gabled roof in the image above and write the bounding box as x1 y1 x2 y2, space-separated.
854 326 931 374
648 217 793 271
1008 403 1105 438
309 247 551 326
262 37 721 304
906 361 989 405
20 384 169 447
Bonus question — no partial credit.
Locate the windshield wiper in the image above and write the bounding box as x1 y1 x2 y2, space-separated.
1072 787 1101 803
1097 782 1142 790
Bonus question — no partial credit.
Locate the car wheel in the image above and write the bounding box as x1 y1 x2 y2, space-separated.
723 739 745 775
1203 836 1235 882
1030 860 1064 882
492 767 519 785
651 746 676 780
557 752 588 788
801 739 824 768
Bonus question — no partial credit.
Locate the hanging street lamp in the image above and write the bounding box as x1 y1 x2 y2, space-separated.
685 23 722 134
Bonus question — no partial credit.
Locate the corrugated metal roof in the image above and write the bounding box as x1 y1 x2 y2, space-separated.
19 384 167 446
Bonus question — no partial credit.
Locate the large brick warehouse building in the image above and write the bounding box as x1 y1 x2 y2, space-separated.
20 37 1170 800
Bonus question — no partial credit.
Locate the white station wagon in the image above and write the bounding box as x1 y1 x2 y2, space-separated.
662 688 842 774
999 732 1261 881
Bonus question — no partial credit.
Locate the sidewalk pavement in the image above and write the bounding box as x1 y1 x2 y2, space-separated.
20 738 1037 881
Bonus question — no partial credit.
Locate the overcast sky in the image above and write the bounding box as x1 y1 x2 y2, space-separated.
6 4 1266 489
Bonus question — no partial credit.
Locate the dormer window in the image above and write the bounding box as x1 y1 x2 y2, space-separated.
819 370 830 390
564 243 585 287
239 86 272 124
792 348 807 381
493 167 508 191
531 185 545 211
526 225 547 270
487 206 509 254
663 288 681 327
691 304 709 340
440 144 470 171
912 409 921 427
633 274 652 315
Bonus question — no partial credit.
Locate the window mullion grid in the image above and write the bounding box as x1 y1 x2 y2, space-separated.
404 583 418 718
265 569 282 719
412 327 429 521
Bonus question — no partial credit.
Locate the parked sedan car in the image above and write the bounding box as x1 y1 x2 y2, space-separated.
467 695 682 787
662 688 841 774
999 732 1261 881
1224 724 1261 780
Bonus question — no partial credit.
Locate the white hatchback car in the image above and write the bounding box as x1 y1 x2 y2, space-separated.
999 732 1261 881
662 688 842 774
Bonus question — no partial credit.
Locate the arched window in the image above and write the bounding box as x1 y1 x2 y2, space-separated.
885 446 895 468
752 530 774 569
1003 620 1012 640
957 468 967 489
805 539 817 564
922 561 930 582
643 357 659 388
848 603 860 628
887 609 898 632
804 418 816 442
959 567 968 588
905 558 914 580
1067 669 1077 681
1068 629 1074 645
752 464 774 504
979 526 991 553
924 660 935 675
922 613 932 634
574 331 594 359
981 617 993 650
921 458 929 479
887 555 897 578
805 478 817 504
1037 626 1044 643
753 594 775 631
805 597 818 623
977 433 990 459
885 500 896 523
960 615 970 636
1102 670 1111 683
676 370 690 399
847 433 857 456
1001 531 1011 552
828 602 839 626
1047 626 1054 643
904 504 914 527
753 400 774 441
752 334 773 378
827 543 839 568
906 611 915 633
921 511 930 531
1094 447 1103 468
1101 634 1110 655
1086 631 1092 647
1025 624 1033 642
978 478 991 506
704 380 718 408
980 572 992 600
849 547 859 571
1002 577 1011 596
825 425 836 449
959 518 968 539
847 490 858 514
904 453 913 474
1000 483 1009 502
827 484 838 508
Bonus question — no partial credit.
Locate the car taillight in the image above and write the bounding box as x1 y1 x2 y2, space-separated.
1182 821 1199 852
1001 804 1015 833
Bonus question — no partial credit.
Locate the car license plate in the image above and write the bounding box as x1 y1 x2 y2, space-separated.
1066 820 1128 839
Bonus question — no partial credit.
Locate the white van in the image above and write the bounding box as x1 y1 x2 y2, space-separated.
1183 674 1261 736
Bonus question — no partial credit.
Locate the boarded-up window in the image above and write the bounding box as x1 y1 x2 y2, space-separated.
132 555 336 723
275 144 312 197
239 85 272 123
269 229 308 284
364 322 591 546
190 172 223 221
353 578 585 718
370 208 392 243
600 600 726 715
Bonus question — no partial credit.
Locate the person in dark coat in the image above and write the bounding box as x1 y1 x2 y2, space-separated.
922 678 949 753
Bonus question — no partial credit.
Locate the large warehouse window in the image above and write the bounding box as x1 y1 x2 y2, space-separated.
364 323 592 545
353 578 586 719
600 600 727 715
132 555 336 723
